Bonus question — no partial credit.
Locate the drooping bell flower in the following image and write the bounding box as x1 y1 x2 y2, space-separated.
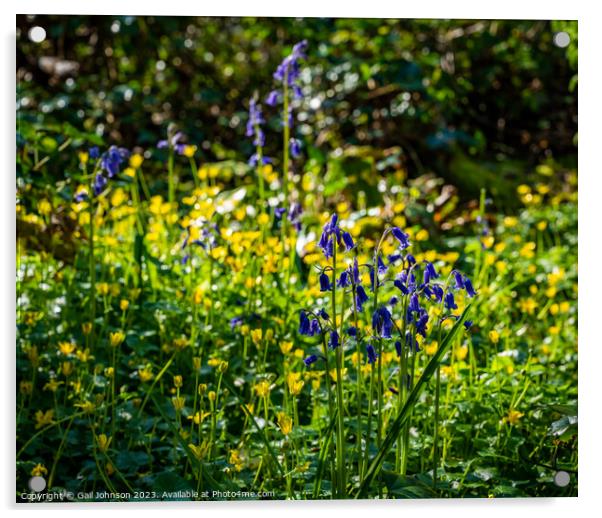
444 291 458 311
453 270 465 290
355 285 369 312
366 343 378 364
372 306 393 339
299 311 311 335
342 231 355 251
319 272 331 292
391 227 411 249
328 330 340 350
337 270 350 288
304 355 318 366
464 277 477 297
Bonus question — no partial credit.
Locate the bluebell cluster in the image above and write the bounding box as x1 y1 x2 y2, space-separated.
301 214 477 367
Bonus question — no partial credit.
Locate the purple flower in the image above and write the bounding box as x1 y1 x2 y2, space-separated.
265 90 280 106
93 173 107 196
355 285 369 312
230 316 243 328
464 320 473 330
299 311 311 335
391 227 411 249
453 271 465 290
274 207 286 219
342 232 355 251
88 146 100 159
372 306 393 339
432 285 444 303
304 354 318 366
328 330 339 350
444 291 458 311
337 270 350 288
352 258 360 285
464 277 476 297
290 138 301 158
101 146 129 178
366 343 378 364
347 326 357 337
319 272 331 292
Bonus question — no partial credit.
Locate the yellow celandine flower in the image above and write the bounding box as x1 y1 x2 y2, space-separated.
34 409 55 429
293 349 304 359
425 342 438 356
545 286 556 298
192 357 202 371
519 242 536 259
529 285 538 295
277 412 293 436
76 348 92 362
109 331 125 347
455 345 469 361
119 299 129 311
548 268 566 286
495 261 508 274
254 380 271 398
38 199 52 216
503 409 524 425
138 365 153 383
172 396 186 412
31 463 48 477
187 411 211 425
415 229 429 241
537 221 548 231
96 282 110 296
251 329 263 346
82 322 92 335
329 368 348 382
189 441 210 461
207 391 217 402
129 153 144 168
96 434 112 453
481 235 495 249
43 378 63 392
207 358 221 367
173 337 189 351
286 372 304 395
62 361 74 377
549 326 560 336
106 462 115 476
550 303 560 315
192 287 204 306
123 167 136 178
560 301 570 313
489 330 500 344
173 375 183 388
228 449 244 471
257 213 270 225
104 367 114 378
78 151 89 164
279 341 293 354
519 298 538 315
517 184 531 196
58 341 77 355
75 400 96 414
20 381 33 395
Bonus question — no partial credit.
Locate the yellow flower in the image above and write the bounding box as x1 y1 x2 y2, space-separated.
489 330 500 344
415 229 429 241
106 462 115 476
279 341 293 354
78 151 89 164
129 153 144 168
82 322 92 335
109 331 126 347
182 145 197 158
228 449 244 471
503 216 518 228
277 412 293 436
254 380 271 398
31 463 48 477
519 242 536 259
119 299 129 311
192 356 202 371
187 411 211 425
536 221 547 231
286 372 304 395
172 396 186 412
96 434 112 453
38 199 52 216
455 345 469 361
559 301 570 313
61 361 73 377
549 326 560 336
96 282 110 296
495 261 507 275
503 409 524 425
481 235 495 249
189 442 210 461
519 298 538 315
34 409 55 429
43 378 63 392
251 329 263 346
20 381 33 395
424 341 438 355
517 184 531 195
173 375 183 388
58 341 77 355
207 390 217 402
138 365 153 382
75 400 96 414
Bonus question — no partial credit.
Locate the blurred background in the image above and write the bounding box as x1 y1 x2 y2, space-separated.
16 15 577 210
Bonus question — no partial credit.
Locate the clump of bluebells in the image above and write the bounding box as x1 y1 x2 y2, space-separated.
75 145 130 200
298 212 476 486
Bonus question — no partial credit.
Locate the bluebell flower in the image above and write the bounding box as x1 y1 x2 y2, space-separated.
355 285 369 312
93 173 107 196
89 146 100 159
101 146 129 178
328 330 340 350
372 306 393 339
415 309 429 337
319 308 330 320
342 231 355 251
337 270 350 288
248 154 273 167
274 207 286 219
265 90 280 106
230 316 243 328
310 319 320 336
347 326 357 337
389 295 399 306
463 320 473 330
290 138 302 158
406 254 416 266
444 291 458 311
391 227 411 249
366 343 378 364
319 272 331 292
408 273 417 293
304 354 318 366
246 98 265 138
389 387 399 395
432 285 444 303
74 190 88 202
395 340 402 357
377 255 387 275
408 293 420 313
324 236 334 259
453 270 465 290
464 277 476 297
273 40 308 85
388 253 402 264
287 202 303 231
394 277 409 295
299 311 311 335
